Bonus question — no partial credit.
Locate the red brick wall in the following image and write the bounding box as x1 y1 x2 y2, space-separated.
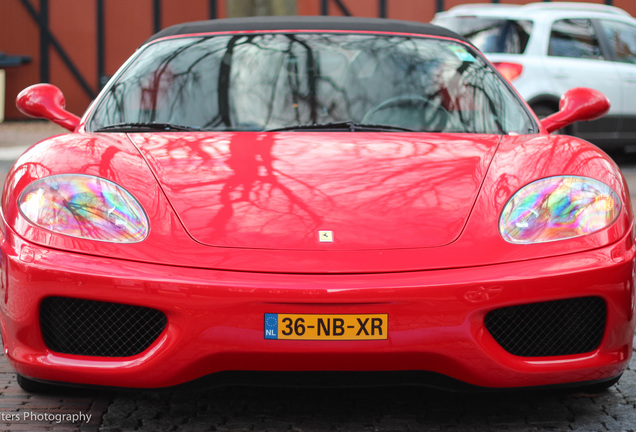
1 0 635 120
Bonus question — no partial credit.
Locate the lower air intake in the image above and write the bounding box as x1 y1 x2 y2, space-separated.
485 296 606 357
40 297 167 357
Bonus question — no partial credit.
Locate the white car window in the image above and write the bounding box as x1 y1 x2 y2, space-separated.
433 17 532 54
601 20 636 64
549 19 603 59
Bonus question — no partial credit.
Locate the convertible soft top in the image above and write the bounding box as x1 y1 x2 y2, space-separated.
144 15 466 44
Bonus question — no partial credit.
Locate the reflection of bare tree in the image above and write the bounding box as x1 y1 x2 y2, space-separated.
208 134 323 240
488 134 618 211
90 33 533 135
77 144 122 180
9 162 52 189
134 130 500 249
146 133 331 242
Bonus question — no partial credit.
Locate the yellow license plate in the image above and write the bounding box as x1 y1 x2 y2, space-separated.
264 313 388 340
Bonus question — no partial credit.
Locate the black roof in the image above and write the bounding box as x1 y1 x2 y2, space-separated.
144 15 465 45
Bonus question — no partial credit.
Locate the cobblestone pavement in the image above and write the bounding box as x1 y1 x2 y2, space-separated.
98 368 636 432
0 349 110 432
0 121 635 431
0 346 634 432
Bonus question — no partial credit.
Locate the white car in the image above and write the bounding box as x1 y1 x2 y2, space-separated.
433 2 636 150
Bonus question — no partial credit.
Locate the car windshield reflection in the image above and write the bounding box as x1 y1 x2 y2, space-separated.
88 33 535 135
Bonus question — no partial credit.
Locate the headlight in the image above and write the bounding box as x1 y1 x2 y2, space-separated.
18 174 149 243
499 176 620 244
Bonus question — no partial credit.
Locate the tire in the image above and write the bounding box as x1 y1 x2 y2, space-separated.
532 102 573 135
16 374 62 393
572 374 622 394
531 103 557 120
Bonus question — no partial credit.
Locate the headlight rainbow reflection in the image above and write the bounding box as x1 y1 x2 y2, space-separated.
19 174 149 243
499 176 620 244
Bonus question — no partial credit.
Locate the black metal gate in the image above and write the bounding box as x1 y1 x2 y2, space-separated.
319 0 446 17
17 0 219 100
15 0 620 103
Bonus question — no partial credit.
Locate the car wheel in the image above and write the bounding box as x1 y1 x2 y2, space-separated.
532 103 573 135
573 374 622 394
16 374 61 393
531 103 557 120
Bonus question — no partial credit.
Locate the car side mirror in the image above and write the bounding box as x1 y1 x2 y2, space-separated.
540 87 610 134
16 83 80 132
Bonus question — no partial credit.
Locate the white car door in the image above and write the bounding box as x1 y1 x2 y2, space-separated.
598 18 636 143
543 18 622 144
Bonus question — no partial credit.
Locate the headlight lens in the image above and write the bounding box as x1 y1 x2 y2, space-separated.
499 176 620 244
19 174 149 243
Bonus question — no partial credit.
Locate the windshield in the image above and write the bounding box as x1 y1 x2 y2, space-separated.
87 33 535 134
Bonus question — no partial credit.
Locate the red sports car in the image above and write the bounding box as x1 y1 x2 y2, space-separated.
2 16 634 393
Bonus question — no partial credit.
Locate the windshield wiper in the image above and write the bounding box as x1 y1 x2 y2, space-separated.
266 121 416 132
94 122 201 132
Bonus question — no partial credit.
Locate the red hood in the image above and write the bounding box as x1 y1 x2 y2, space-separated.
130 132 500 251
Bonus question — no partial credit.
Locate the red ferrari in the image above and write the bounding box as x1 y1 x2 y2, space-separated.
2 16 634 393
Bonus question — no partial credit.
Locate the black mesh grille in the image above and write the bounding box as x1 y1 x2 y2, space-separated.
484 297 606 357
40 297 167 357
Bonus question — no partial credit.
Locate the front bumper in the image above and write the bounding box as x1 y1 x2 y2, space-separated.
1 230 634 390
